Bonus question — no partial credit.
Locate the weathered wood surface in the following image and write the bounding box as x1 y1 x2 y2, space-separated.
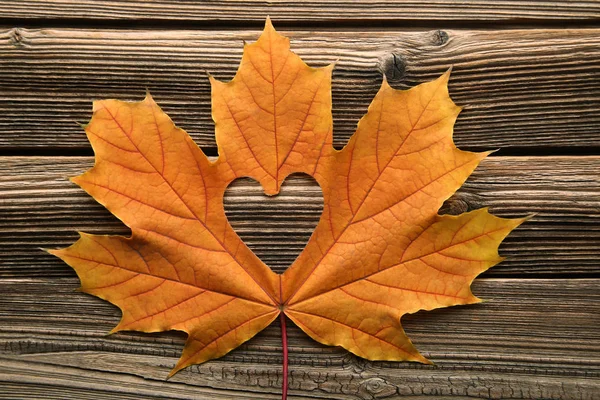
1 278 598 399
1 2 599 398
1 156 599 278
1 0 599 22
1 28 599 151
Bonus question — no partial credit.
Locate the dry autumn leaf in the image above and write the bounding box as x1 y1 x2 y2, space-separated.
49 18 525 398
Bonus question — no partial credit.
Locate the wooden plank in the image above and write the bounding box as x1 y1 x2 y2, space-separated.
1 156 598 277
1 277 598 399
1 28 599 151
1 1 599 22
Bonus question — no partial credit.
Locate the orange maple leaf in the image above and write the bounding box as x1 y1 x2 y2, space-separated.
50 18 525 395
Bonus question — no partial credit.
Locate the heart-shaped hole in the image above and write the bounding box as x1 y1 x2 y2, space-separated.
224 173 324 274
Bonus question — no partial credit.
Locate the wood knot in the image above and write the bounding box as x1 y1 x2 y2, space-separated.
432 30 449 46
440 192 482 215
379 53 406 82
9 28 28 48
359 377 396 397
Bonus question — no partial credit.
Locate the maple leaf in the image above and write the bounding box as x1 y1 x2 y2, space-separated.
50 18 525 396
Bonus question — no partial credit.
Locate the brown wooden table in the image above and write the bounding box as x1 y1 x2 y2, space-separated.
1 2 599 399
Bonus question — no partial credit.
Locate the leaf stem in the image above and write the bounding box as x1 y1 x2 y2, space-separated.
280 312 289 400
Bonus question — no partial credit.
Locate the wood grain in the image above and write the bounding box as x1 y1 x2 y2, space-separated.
2 4 599 397
1 1 599 22
1 28 599 151
1 277 598 399
1 156 598 278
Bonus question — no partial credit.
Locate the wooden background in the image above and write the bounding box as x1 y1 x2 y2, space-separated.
1 1 599 399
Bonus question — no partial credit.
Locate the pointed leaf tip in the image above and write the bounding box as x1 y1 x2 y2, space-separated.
445 65 453 75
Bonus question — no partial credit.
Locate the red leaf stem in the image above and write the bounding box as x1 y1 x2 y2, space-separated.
280 313 289 400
